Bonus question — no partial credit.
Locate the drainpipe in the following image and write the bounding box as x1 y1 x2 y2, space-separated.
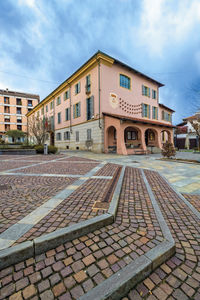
97 57 101 129
53 98 55 146
69 85 72 133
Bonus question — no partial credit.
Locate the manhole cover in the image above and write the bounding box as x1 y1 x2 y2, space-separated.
0 185 10 190
132 161 139 163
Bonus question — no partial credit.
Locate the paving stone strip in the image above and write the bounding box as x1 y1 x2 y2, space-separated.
0 167 170 300
124 169 200 300
0 163 105 250
1 172 112 179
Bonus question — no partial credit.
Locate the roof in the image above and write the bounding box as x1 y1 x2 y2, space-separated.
184 113 200 121
0 89 40 100
176 121 187 127
103 112 176 128
27 50 164 116
159 103 175 112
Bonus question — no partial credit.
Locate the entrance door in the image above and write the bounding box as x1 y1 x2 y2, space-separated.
50 132 54 146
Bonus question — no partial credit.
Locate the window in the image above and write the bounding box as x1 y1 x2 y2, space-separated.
65 108 70 121
4 106 10 113
4 97 9 104
50 116 54 130
142 85 150 97
73 102 81 118
41 107 44 115
17 117 22 123
86 96 94 120
75 82 81 94
28 100 32 107
64 131 70 140
57 96 61 106
46 105 48 113
86 75 91 93
152 106 158 119
152 90 157 99
5 124 10 131
87 129 92 140
65 90 70 100
17 125 22 130
4 116 10 123
120 74 131 89
28 108 32 112
57 112 61 124
50 101 54 110
127 131 138 140
162 111 172 122
37 111 40 117
76 131 79 142
142 103 150 118
17 107 21 114
56 132 61 140
16 98 22 106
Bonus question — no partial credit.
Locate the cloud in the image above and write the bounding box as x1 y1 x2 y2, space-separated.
0 0 200 122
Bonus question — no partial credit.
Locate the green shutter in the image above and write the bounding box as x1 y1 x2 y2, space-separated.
156 107 158 119
142 103 144 117
78 102 81 117
73 104 75 118
91 96 94 117
142 85 145 95
148 88 150 97
148 105 151 118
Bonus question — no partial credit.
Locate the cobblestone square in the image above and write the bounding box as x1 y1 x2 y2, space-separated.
0 153 199 300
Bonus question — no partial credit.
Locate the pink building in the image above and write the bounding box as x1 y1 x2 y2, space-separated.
27 51 175 155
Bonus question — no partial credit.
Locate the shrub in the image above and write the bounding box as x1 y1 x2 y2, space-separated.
34 145 58 154
48 145 58 154
162 142 176 158
0 138 5 144
35 145 44 154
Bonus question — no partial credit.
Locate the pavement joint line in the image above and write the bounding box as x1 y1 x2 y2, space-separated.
78 169 175 300
0 173 113 179
159 172 200 220
0 162 123 269
0 162 105 252
0 155 74 174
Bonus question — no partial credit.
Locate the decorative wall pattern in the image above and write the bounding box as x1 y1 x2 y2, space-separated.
119 98 142 115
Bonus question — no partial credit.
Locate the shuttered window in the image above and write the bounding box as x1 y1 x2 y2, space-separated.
142 85 150 97
120 74 131 89
65 108 70 121
86 96 94 120
73 102 81 118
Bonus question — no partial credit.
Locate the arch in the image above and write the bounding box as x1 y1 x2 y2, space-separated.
161 129 172 144
145 128 159 147
124 125 142 150
106 125 117 153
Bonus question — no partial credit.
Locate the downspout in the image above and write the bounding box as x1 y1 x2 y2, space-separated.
97 57 102 129
69 84 72 133
53 98 55 146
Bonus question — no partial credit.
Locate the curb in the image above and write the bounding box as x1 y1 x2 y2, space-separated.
0 166 125 270
78 169 175 300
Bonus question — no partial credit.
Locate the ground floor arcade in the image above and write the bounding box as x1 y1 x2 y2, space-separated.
104 114 174 155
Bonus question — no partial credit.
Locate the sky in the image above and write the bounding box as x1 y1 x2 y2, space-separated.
0 0 200 124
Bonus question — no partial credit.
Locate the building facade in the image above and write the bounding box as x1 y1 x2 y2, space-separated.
27 51 175 155
0 89 39 142
175 112 200 149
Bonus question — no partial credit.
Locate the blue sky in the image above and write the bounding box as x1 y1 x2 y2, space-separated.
0 0 200 123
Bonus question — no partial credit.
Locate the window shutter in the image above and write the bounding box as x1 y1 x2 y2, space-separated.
156 108 158 119
148 88 150 97
91 96 94 117
78 102 81 117
142 103 144 117
69 107 71 120
78 82 80 93
73 104 75 118
142 85 145 95
148 105 151 118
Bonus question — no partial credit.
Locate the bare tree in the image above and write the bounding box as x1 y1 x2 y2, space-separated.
28 115 48 145
189 113 200 150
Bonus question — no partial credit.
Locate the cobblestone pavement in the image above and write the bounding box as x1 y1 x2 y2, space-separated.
123 170 200 300
0 161 38 172
0 175 76 234
182 194 200 212
0 167 164 299
12 162 99 175
15 175 118 244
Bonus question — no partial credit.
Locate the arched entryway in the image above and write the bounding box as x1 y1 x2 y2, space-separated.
161 130 171 144
145 129 158 147
124 126 142 153
50 132 55 146
107 126 117 153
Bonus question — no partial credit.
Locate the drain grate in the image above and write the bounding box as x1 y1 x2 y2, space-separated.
132 161 139 163
0 184 11 190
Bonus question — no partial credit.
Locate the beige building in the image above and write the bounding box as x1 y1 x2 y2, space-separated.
0 89 39 142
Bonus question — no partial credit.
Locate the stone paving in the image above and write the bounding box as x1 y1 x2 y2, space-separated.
0 153 199 299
